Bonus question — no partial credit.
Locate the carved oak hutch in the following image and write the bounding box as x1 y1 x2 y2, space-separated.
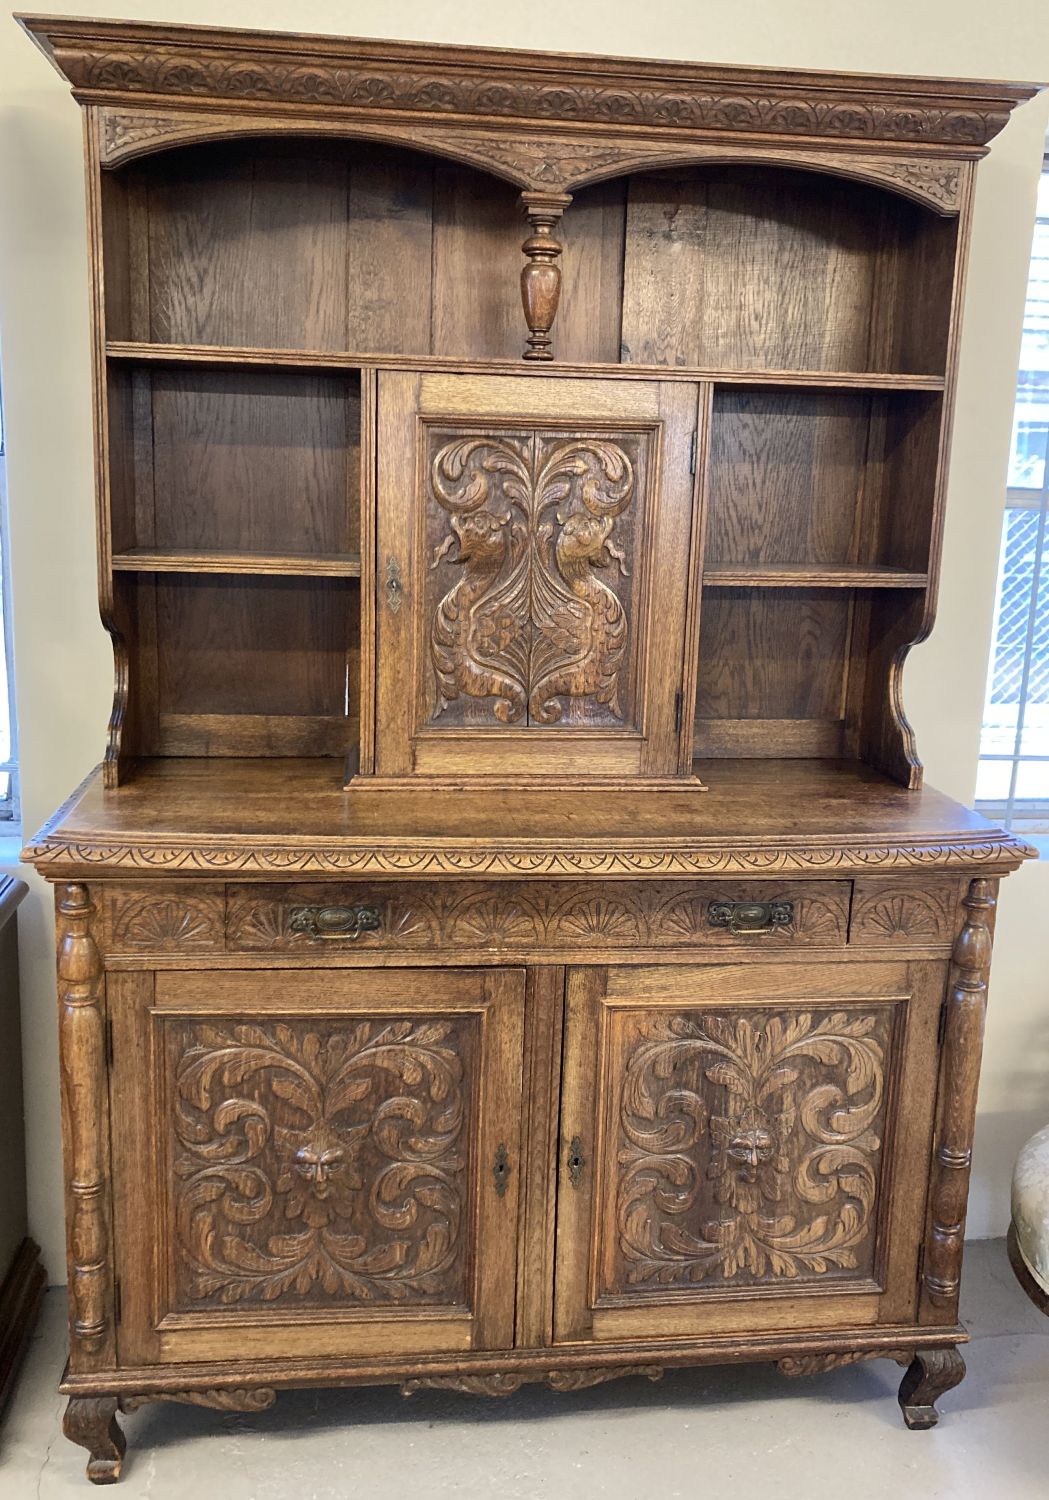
18 13 1040 1482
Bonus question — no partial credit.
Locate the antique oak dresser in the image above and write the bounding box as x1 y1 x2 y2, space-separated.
18 13 1040 1482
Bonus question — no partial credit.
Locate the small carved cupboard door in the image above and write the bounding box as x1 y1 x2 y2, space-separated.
554 959 945 1344
374 370 702 780
109 967 524 1364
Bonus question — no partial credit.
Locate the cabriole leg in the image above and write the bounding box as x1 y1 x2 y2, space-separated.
63 1397 126 1485
897 1346 965 1429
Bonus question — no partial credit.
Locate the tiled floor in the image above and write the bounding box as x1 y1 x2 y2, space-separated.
1 1240 1047 1498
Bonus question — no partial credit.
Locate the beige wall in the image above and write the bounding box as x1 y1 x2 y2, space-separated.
1 0 1048 1279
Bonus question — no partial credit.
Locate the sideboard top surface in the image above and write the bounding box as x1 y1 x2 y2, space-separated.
23 758 1033 878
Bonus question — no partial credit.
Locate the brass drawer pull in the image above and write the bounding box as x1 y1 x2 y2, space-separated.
492 1143 511 1198
708 900 794 936
289 904 382 941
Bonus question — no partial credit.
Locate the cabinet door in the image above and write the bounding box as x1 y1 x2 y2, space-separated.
374 370 701 780
111 967 524 1365
554 960 943 1344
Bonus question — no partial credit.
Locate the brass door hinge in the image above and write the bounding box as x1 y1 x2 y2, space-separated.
113 1276 122 1325
104 1015 114 1069
689 430 698 475
674 689 684 734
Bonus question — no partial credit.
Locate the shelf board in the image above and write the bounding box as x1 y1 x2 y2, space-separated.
111 548 362 578
702 564 929 589
105 342 946 392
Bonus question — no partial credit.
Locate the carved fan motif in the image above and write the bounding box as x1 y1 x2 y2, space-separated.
426 428 643 728
110 895 222 951
612 1008 890 1291
851 887 956 943
554 897 642 943
170 1018 472 1308
447 895 542 945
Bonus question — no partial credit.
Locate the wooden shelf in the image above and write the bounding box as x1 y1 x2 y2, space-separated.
702 564 929 589
111 549 362 578
105 342 946 391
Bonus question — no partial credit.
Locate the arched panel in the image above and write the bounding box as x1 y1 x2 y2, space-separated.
98 105 964 216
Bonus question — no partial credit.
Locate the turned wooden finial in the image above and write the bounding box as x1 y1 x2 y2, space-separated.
519 191 571 362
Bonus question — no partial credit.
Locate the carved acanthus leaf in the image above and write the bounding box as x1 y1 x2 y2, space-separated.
777 1350 911 1378
426 430 640 728
401 1366 664 1397
613 1008 890 1290
171 1018 470 1309
122 1388 277 1413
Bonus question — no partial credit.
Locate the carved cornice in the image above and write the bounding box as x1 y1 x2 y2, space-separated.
22 832 1034 878
95 105 965 211
22 17 1037 152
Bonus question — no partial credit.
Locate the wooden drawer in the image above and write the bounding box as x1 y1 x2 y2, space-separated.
221 880 851 955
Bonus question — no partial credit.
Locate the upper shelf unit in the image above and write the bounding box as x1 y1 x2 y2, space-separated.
100 140 960 380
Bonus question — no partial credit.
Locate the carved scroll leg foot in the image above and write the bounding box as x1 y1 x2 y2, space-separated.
63 1397 126 1484
897 1347 966 1430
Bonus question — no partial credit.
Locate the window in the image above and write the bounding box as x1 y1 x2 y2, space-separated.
976 162 1049 841
0 381 18 824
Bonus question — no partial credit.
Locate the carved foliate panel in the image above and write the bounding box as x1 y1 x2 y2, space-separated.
165 1015 477 1310
603 1005 893 1297
422 426 648 729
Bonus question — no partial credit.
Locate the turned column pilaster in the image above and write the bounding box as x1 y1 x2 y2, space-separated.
519 191 571 362
57 882 114 1368
919 877 996 1320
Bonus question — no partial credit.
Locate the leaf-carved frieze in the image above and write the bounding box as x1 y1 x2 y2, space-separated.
170 1017 472 1309
121 1388 277 1413
864 159 961 210
56 38 1015 148
224 881 850 953
777 1349 911 1378
25 834 1034 877
401 1366 664 1397
610 1008 891 1292
426 430 643 729
96 108 964 214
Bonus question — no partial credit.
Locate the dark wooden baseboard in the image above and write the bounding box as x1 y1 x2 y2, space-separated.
0 1238 46 1421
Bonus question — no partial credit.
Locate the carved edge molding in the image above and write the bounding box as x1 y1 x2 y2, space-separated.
122 1388 277 1413
921 877 996 1316
778 1348 912 1377
31 20 1030 151
56 884 113 1369
95 106 964 213
23 834 1035 878
401 1366 663 1397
